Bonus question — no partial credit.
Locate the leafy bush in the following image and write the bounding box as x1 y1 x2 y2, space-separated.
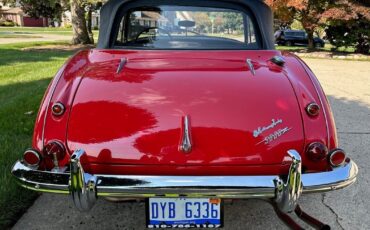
325 17 369 54
0 19 17 27
64 23 72 29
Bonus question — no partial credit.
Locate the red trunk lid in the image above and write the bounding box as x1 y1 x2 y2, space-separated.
67 50 304 167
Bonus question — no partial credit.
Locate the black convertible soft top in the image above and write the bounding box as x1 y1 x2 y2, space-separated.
97 0 275 50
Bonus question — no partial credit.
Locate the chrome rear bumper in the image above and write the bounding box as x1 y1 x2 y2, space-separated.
12 149 358 212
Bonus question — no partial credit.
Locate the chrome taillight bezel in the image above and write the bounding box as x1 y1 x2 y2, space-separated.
329 149 346 167
306 102 320 117
51 102 65 116
23 149 41 167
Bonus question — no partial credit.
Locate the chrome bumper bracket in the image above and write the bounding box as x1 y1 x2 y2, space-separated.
70 149 97 211
275 150 303 213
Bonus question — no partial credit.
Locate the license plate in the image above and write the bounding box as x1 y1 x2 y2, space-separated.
147 198 223 228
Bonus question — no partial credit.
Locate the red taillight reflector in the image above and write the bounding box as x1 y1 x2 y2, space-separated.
329 149 346 167
306 142 328 162
23 149 41 167
306 102 320 117
52 102 65 116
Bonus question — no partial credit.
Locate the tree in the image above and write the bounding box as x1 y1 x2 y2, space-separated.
70 0 91 44
192 12 212 33
265 0 332 49
265 0 370 51
17 0 102 44
266 0 295 29
0 0 17 6
85 1 103 44
322 0 370 53
223 12 243 34
71 0 103 45
19 0 64 25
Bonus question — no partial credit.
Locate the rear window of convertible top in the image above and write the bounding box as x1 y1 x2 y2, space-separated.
114 5 261 50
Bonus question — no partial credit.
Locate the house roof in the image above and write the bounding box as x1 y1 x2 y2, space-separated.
1 7 24 15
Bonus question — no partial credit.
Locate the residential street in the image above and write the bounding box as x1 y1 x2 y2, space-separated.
12 59 370 230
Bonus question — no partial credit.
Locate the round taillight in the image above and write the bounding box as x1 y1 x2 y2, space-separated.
44 141 66 161
52 102 65 116
306 102 320 117
23 149 41 167
306 142 328 162
329 149 346 167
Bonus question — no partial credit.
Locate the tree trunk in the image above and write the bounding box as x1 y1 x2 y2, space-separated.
70 0 92 45
306 30 314 49
87 5 94 44
355 34 370 54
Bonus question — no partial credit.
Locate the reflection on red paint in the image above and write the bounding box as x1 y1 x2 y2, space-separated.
68 101 157 143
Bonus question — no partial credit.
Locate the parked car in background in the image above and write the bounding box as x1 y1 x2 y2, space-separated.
275 29 325 48
12 0 357 229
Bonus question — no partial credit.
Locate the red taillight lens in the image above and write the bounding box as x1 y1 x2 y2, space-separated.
306 102 320 117
329 149 346 167
44 141 66 161
52 102 65 116
23 149 41 167
306 142 328 162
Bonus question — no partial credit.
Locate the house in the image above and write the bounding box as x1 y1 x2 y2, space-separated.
0 6 48 27
1 2 100 29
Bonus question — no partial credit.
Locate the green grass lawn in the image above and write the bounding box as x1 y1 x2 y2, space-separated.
0 26 99 37
0 33 43 39
0 26 73 35
0 41 74 229
276 44 357 53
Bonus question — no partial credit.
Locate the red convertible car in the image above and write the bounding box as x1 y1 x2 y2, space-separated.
12 0 358 229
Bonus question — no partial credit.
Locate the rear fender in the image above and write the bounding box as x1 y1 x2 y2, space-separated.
282 52 337 171
32 50 91 168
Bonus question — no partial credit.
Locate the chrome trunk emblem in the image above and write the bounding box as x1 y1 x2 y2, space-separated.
179 115 192 153
253 119 283 138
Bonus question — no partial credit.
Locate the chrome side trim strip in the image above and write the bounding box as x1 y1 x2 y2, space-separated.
296 58 331 149
41 67 66 147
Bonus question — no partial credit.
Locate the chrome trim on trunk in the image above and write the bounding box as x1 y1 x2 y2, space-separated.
116 57 127 74
246 59 256 76
179 115 192 153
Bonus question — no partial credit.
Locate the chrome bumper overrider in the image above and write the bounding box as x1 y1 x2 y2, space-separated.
11 149 358 212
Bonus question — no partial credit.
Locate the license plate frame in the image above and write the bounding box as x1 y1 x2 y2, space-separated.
146 197 224 229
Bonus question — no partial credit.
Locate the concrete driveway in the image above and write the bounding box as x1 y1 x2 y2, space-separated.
13 59 370 230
